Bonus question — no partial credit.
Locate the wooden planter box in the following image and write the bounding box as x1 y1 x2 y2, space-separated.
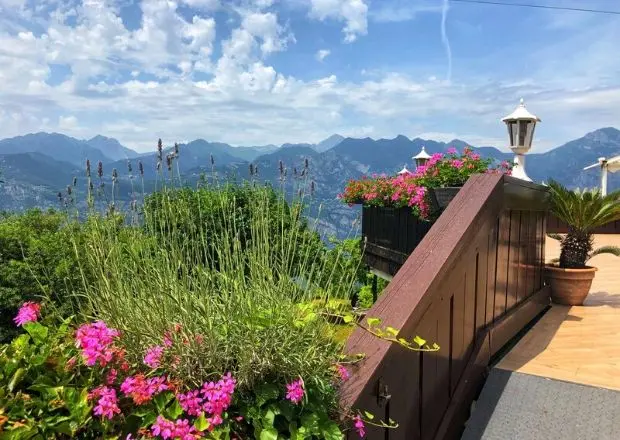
361 206 432 276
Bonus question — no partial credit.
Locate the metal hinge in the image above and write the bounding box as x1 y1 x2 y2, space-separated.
377 377 392 407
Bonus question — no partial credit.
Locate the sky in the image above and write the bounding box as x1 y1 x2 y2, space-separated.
0 0 619 152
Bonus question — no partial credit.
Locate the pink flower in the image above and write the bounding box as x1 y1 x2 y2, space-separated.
177 389 203 416
121 374 169 405
285 378 305 404
13 302 41 327
354 415 366 438
144 345 165 369
201 372 236 428
447 147 458 155
151 416 201 440
163 331 173 347
106 368 118 385
451 159 464 169
75 321 120 367
151 416 175 439
89 386 120 420
471 153 481 160
336 364 350 382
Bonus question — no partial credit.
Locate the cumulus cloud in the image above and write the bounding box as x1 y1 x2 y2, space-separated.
316 49 331 61
309 0 368 43
0 0 619 153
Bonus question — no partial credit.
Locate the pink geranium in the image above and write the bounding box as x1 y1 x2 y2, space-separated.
89 386 120 420
144 345 165 369
285 378 305 404
13 302 41 327
75 321 120 367
354 415 366 438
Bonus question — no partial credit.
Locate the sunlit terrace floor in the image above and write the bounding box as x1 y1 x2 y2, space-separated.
496 234 620 391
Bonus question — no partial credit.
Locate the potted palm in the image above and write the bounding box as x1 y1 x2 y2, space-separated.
545 180 620 305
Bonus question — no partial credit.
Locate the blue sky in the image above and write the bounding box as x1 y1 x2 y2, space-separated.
0 0 619 152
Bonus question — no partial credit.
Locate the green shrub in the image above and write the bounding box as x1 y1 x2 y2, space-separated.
0 210 83 343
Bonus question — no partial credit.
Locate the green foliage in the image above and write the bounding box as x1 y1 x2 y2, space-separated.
0 316 97 438
548 180 620 267
0 210 83 343
75 183 358 390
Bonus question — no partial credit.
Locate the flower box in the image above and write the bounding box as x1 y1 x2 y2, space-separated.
428 186 461 212
361 206 432 276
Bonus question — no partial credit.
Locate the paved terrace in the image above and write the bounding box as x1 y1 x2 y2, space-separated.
463 234 620 440
496 234 620 391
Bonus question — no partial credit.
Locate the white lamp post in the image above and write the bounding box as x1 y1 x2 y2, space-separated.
583 155 620 195
413 146 431 169
501 99 540 182
398 165 410 175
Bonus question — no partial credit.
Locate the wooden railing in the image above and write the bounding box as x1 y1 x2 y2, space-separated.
547 215 620 234
341 174 550 440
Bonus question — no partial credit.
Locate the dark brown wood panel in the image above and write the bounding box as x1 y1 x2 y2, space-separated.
485 218 499 328
493 211 511 321
341 175 550 440
517 210 529 303
506 210 521 310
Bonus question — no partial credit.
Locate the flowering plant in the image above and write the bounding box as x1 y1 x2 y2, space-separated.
0 302 367 439
339 147 512 217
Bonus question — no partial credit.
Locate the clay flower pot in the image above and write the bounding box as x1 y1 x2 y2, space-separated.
544 265 597 305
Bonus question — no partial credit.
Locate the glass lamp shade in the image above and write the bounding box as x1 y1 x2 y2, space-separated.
506 119 536 154
415 157 429 168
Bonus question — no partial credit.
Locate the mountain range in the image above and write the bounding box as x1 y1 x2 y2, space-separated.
1 128 620 237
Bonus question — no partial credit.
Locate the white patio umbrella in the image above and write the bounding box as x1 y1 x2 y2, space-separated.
583 156 620 195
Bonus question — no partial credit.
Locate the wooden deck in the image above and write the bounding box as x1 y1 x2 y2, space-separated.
497 234 620 391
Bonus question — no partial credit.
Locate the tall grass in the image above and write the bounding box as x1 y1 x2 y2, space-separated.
74 175 362 394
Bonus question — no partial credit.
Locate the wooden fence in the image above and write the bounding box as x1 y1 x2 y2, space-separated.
341 174 550 440
362 207 432 276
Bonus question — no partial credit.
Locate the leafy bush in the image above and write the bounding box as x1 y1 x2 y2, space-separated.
0 210 83 343
0 303 348 439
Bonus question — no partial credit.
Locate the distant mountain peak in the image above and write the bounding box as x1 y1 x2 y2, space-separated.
583 127 620 142
314 134 344 153
86 135 139 160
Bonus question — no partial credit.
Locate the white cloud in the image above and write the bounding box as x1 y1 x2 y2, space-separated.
309 0 368 42
316 49 330 61
58 115 78 129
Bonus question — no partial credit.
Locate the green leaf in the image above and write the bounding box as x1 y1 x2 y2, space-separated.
262 407 277 426
413 335 426 347
194 413 210 432
319 420 344 440
385 326 399 336
259 427 278 440
165 399 184 419
363 411 375 420
366 317 381 327
255 383 280 407
8 368 25 392
153 391 174 413
432 343 440 350
23 322 48 345
343 314 354 324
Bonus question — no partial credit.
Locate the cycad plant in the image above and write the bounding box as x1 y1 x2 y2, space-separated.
547 180 620 268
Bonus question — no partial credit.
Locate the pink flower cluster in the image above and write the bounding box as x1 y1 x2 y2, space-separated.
176 373 236 429
144 345 165 369
151 416 201 440
336 364 350 382
89 386 121 420
121 374 170 405
13 302 41 327
285 378 305 404
354 415 366 438
75 321 121 367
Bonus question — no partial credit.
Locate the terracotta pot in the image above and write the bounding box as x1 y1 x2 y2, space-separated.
544 265 597 305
